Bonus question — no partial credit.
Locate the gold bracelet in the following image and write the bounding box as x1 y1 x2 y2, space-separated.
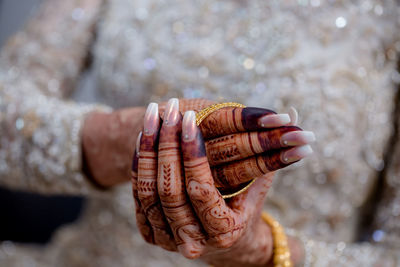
261 212 293 267
195 102 255 199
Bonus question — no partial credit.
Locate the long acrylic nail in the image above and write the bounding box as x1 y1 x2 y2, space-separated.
281 131 316 146
164 98 179 126
136 131 142 154
289 107 298 125
281 145 313 163
144 102 159 135
182 111 197 142
259 114 291 128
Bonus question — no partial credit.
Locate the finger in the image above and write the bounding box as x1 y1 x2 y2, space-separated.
229 173 274 219
157 99 206 258
199 106 292 139
131 132 154 244
138 103 176 251
211 145 314 188
181 111 246 248
159 98 216 118
206 126 316 166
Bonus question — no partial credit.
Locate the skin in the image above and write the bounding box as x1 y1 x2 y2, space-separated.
206 127 302 187
82 99 214 187
131 99 311 266
82 99 303 188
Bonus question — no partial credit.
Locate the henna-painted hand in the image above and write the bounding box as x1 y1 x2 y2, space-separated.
131 99 315 265
82 98 312 188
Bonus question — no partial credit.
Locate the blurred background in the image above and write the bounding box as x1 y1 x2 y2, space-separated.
0 0 41 47
0 0 84 245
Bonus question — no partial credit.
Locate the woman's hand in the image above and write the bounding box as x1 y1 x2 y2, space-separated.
131 99 315 266
81 99 214 187
82 98 313 188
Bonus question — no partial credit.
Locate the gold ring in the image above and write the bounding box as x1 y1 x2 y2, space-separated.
195 102 256 199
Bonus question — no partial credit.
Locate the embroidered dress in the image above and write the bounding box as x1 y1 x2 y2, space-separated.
0 0 399 266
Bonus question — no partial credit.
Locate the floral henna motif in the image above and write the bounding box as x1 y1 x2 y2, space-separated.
199 176 275 266
182 113 248 248
130 100 315 265
181 122 276 265
157 99 206 258
184 156 245 248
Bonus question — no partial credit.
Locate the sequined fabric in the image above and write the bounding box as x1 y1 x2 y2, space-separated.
0 0 111 195
0 0 399 266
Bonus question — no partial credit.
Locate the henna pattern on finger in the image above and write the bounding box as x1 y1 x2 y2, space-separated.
211 156 266 188
138 132 177 251
157 105 206 258
158 142 206 257
205 126 302 166
178 110 283 265
210 147 300 188
184 157 245 248
182 115 249 248
131 149 154 244
200 175 276 266
200 107 276 139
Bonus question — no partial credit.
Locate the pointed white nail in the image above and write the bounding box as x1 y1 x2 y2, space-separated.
289 107 298 125
182 111 197 142
144 102 159 135
259 114 291 128
164 98 179 126
281 131 316 146
281 145 313 163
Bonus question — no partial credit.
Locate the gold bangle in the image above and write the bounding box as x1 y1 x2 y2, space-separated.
195 102 255 199
261 212 293 267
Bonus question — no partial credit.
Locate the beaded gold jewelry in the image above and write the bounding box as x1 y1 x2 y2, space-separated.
261 212 293 267
195 102 256 199
195 102 246 125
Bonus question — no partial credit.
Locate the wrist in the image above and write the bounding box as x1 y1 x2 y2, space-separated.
82 107 145 187
256 218 274 266
261 212 304 267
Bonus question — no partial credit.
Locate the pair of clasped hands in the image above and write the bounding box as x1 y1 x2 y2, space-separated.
84 98 315 266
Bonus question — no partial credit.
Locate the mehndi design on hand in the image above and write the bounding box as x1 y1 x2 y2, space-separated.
131 135 154 244
180 111 276 265
137 103 176 251
157 99 206 258
132 98 315 262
